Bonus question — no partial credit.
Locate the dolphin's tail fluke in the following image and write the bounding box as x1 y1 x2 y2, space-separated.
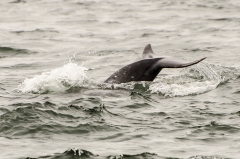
154 57 206 68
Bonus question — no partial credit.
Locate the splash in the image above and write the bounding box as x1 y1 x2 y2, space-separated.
149 62 235 97
17 61 239 96
18 63 89 93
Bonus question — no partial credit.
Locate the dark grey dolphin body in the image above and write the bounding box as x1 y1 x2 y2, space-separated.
104 44 206 84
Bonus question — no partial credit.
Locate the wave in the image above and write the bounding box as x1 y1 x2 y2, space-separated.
24 148 229 159
10 0 25 3
26 149 97 159
12 29 59 34
0 102 116 138
191 121 240 134
17 62 240 97
0 46 31 58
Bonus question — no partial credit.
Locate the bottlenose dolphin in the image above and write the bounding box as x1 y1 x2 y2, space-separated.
104 44 206 84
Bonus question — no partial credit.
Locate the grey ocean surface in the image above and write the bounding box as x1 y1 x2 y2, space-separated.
0 0 240 159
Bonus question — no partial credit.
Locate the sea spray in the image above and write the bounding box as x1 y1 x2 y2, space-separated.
149 62 222 97
18 63 88 93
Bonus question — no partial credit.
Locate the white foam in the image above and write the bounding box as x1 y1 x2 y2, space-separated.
149 62 223 97
149 80 218 97
18 63 88 93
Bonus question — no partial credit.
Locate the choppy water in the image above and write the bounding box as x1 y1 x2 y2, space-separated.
1 0 240 159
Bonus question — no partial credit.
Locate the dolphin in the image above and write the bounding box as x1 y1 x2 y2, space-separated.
104 44 206 84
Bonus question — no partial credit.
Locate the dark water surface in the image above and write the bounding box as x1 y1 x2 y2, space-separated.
1 0 240 159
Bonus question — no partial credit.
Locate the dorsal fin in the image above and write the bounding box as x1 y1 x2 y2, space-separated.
142 44 155 59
